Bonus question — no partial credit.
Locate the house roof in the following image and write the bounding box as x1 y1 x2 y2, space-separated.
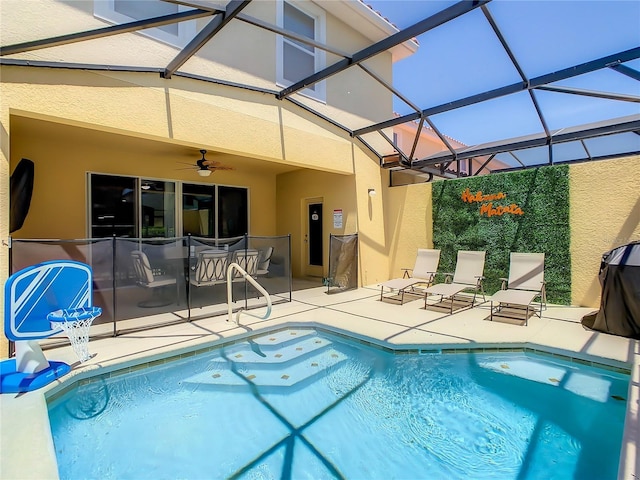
1 0 638 180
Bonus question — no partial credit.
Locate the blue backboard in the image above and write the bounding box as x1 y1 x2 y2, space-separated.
4 260 94 341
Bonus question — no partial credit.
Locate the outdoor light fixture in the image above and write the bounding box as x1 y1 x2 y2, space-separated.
197 169 211 177
368 188 376 197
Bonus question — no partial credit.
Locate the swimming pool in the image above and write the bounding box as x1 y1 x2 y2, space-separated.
47 328 629 479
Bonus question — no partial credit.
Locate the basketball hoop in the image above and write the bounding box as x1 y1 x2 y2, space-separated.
48 307 102 363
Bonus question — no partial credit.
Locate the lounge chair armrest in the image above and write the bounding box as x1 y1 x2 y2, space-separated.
443 272 453 283
401 268 412 279
499 277 508 289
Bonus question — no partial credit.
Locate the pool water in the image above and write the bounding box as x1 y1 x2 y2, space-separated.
48 328 629 479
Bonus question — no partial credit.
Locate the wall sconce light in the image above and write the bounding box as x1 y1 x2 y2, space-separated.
368 188 376 197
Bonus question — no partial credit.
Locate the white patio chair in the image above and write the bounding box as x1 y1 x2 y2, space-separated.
379 249 441 304
131 250 177 308
490 252 546 325
424 250 486 313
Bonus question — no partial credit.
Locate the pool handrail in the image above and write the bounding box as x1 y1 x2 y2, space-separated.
226 262 272 324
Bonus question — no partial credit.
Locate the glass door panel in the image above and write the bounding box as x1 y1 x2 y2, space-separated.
90 174 136 238
218 186 248 238
182 183 215 237
141 180 176 238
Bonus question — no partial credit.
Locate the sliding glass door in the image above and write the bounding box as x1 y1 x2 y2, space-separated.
182 183 248 238
90 174 248 240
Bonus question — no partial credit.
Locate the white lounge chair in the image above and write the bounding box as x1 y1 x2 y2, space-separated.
490 252 546 325
379 249 440 304
424 250 486 313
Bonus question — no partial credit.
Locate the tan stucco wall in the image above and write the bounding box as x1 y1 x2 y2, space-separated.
570 156 640 308
1 67 358 175
0 0 394 127
9 117 278 240
0 129 8 357
276 143 387 284
276 169 356 278
384 180 434 278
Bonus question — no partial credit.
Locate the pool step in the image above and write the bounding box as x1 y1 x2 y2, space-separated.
183 345 347 388
212 334 333 369
247 328 317 351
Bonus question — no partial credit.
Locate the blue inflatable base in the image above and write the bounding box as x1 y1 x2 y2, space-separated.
0 359 71 394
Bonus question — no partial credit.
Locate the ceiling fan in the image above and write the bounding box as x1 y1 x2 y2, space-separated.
178 149 233 177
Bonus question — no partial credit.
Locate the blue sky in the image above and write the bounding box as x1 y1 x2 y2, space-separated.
364 1 640 147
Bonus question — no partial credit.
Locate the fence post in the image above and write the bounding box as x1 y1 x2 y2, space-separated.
112 234 117 337
187 234 191 321
288 233 292 302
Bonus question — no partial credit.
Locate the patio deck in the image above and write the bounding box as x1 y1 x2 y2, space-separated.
1 284 638 480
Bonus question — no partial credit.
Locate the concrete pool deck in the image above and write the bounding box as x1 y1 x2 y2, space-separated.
1 284 639 479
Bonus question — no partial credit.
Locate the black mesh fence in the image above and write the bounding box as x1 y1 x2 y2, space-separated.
8 235 291 346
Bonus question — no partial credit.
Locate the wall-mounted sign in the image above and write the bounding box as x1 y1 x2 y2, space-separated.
461 188 524 217
333 209 343 228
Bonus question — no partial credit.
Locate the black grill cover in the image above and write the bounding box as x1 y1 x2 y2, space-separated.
582 241 640 339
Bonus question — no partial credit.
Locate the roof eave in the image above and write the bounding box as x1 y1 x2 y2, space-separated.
317 0 419 62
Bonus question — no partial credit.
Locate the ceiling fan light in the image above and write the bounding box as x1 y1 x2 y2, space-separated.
197 169 211 177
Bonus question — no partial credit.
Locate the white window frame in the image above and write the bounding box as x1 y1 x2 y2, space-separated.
276 0 326 102
94 0 196 48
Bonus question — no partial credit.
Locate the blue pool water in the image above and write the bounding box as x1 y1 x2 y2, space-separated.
48 328 629 479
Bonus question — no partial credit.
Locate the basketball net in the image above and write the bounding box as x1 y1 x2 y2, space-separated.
58 317 95 363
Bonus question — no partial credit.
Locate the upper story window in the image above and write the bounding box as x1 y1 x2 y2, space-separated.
277 1 326 102
95 0 196 48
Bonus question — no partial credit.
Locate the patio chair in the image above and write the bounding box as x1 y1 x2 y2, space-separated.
190 250 229 289
424 250 486 313
230 249 261 300
131 250 177 308
489 252 546 326
379 249 441 304
256 246 274 277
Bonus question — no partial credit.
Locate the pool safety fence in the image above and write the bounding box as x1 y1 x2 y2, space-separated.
8 234 292 351
325 233 358 293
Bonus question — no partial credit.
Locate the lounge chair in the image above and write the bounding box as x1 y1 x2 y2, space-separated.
379 249 440 304
490 252 546 325
424 250 486 313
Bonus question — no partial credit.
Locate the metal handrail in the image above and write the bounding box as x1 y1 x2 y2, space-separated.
226 262 272 324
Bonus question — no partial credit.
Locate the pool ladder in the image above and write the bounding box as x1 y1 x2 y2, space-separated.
226 262 272 324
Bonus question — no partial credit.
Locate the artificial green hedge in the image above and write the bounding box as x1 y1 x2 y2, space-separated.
432 165 571 305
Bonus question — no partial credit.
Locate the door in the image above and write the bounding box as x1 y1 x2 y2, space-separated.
305 201 323 276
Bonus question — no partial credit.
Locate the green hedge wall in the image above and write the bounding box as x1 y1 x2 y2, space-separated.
432 165 571 305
